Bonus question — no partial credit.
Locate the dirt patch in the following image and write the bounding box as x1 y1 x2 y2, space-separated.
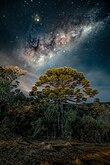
0 139 110 165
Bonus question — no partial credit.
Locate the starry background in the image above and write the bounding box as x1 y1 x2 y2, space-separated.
0 0 110 101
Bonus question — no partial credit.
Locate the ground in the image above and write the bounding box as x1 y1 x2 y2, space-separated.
0 138 110 165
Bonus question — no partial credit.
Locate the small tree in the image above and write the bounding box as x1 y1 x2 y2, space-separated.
0 66 26 108
31 66 98 137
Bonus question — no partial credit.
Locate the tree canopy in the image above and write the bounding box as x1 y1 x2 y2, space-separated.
0 66 26 106
31 66 98 103
0 65 110 143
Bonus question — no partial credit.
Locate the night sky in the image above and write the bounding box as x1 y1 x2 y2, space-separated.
0 0 110 101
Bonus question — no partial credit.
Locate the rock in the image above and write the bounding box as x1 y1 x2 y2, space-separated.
75 159 83 165
40 142 46 146
72 159 83 165
65 142 72 147
43 144 54 150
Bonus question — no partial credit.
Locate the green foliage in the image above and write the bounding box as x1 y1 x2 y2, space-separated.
32 66 98 103
64 110 77 138
0 66 26 105
45 103 59 122
0 65 110 143
30 66 98 138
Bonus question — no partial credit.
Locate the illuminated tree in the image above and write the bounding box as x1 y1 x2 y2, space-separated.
31 66 98 137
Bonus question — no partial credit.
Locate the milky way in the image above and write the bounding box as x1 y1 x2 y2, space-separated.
0 0 110 101
21 8 106 71
18 7 110 99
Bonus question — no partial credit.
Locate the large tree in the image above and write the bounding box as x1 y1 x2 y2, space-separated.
31 66 98 137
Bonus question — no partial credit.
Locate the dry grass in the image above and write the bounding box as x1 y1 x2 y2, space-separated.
0 139 110 165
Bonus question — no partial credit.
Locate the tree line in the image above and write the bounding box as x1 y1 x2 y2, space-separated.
0 66 110 143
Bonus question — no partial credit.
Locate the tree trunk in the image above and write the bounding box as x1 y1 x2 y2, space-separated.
56 100 64 138
56 101 60 137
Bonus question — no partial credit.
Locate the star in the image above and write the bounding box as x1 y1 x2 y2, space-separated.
2 14 6 18
15 36 19 39
24 0 28 5
32 14 40 23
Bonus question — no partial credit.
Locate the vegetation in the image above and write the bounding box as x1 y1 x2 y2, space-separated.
0 66 110 143
31 67 98 137
0 66 26 108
